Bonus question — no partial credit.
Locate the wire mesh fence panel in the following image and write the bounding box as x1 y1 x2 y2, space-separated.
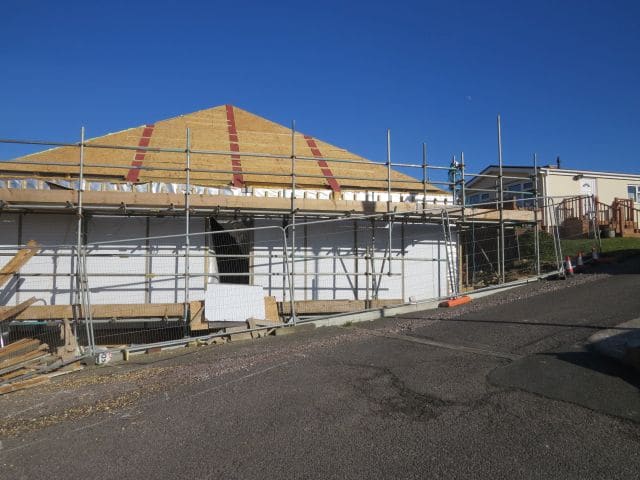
552 195 602 271
458 221 545 290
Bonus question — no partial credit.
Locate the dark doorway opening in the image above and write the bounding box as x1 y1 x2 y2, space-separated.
209 218 251 284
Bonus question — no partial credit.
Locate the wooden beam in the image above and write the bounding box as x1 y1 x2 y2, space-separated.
0 376 49 395
0 301 204 322
0 240 40 288
0 338 41 359
279 299 403 315
0 188 535 222
0 297 38 324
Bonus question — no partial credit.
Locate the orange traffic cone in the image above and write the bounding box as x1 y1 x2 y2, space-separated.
565 256 574 275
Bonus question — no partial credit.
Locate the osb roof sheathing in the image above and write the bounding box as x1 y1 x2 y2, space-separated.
2 105 443 193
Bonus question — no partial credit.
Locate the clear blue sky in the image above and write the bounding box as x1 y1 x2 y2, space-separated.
1 0 639 182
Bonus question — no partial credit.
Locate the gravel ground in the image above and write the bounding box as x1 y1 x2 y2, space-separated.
0 264 624 438
0 257 638 479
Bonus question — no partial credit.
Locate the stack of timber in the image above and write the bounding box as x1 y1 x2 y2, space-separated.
0 338 80 395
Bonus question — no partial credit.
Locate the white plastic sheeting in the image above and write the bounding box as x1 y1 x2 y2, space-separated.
0 177 452 204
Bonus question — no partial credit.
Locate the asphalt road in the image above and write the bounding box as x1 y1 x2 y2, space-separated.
1 264 639 479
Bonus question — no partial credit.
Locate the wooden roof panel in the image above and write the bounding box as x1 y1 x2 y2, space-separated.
3 105 443 193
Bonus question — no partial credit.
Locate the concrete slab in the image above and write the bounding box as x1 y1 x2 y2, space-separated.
588 317 640 371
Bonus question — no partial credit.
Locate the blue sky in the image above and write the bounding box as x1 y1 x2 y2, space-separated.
1 0 639 183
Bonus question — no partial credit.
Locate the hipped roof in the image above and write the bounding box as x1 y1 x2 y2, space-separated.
2 105 443 193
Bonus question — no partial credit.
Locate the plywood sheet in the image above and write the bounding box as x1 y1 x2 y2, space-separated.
4 105 443 193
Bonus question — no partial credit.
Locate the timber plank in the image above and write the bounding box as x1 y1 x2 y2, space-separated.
0 297 38 324
0 301 205 322
0 240 40 288
279 299 403 315
0 347 49 370
0 338 41 359
0 188 535 222
0 375 50 396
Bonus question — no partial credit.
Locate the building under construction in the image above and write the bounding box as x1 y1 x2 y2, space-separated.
0 105 538 354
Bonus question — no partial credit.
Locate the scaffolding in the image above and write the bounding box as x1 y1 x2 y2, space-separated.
0 111 566 359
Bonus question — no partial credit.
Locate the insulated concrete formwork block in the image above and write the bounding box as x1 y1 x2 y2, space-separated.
85 217 147 304
303 221 358 301
148 217 207 304
368 221 403 300
20 214 76 305
402 224 454 301
251 219 286 301
0 214 20 305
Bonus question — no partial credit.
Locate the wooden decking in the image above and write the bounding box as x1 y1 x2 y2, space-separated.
557 197 640 238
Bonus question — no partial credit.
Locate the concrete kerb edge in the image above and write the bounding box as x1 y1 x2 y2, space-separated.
99 272 559 362
304 272 557 328
587 317 640 371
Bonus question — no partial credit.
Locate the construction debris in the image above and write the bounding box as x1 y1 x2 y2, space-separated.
0 337 83 396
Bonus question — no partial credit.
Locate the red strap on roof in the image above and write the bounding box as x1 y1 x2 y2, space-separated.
303 135 341 192
225 105 245 188
125 124 155 183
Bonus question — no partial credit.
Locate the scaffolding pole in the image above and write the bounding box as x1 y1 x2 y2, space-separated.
184 128 191 328
290 120 297 323
422 143 428 212
75 127 84 311
497 115 505 283
386 129 393 276
533 153 541 277
460 151 466 221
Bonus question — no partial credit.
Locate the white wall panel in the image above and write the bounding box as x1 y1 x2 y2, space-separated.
204 284 265 322
148 218 207 303
20 214 76 305
251 219 286 300
300 220 357 301
85 216 147 304
0 214 20 305
402 224 451 301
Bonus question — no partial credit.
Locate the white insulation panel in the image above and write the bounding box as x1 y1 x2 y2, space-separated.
0 212 455 309
148 218 207 303
252 219 454 302
205 284 265 322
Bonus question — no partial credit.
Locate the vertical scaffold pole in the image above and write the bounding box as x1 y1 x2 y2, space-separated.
422 142 428 213
184 128 191 328
497 114 505 283
533 153 541 277
386 129 393 276
75 127 85 309
77 126 92 352
290 120 297 323
460 151 466 221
